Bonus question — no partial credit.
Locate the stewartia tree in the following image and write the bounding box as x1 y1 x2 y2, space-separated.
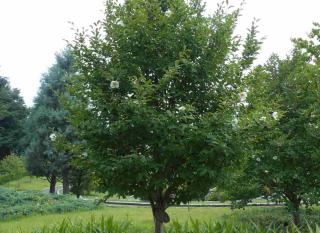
68 0 260 232
228 24 320 226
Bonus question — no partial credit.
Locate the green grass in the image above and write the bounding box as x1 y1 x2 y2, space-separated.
0 176 61 192
0 206 231 233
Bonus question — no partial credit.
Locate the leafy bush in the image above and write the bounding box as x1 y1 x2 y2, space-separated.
29 216 320 233
227 207 320 230
206 188 229 202
0 154 27 184
0 188 98 220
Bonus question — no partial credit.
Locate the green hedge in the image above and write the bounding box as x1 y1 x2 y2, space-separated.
0 188 98 220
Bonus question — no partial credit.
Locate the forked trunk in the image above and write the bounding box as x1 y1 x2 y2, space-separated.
49 174 57 194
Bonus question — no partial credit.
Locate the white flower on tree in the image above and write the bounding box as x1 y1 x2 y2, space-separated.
260 116 266 121
49 133 56 142
272 112 278 120
110 80 119 89
239 91 247 102
178 106 186 111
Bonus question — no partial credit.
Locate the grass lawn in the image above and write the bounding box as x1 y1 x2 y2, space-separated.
0 205 232 233
0 176 61 192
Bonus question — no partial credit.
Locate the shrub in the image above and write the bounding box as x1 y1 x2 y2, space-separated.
0 188 98 220
0 154 27 184
227 207 320 231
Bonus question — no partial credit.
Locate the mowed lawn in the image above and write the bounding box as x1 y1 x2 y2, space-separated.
0 205 232 233
0 176 61 192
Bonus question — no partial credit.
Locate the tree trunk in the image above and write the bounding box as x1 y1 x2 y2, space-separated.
153 216 164 233
49 174 57 194
285 192 301 226
150 197 170 233
292 202 300 226
62 169 70 194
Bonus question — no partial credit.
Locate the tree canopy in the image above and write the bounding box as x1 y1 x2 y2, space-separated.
24 50 76 194
68 0 261 232
0 76 27 160
227 23 320 225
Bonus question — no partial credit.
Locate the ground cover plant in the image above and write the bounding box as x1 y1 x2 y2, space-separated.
0 188 97 220
227 207 320 231
0 206 231 233
27 216 320 233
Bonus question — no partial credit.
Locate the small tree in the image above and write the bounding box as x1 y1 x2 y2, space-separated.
68 0 260 232
69 157 95 198
229 24 320 226
0 154 27 184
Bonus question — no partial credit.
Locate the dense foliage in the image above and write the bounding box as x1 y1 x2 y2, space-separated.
68 0 260 232
228 207 320 230
32 215 320 233
226 24 320 225
24 51 76 194
0 188 97 220
0 154 27 184
0 76 27 160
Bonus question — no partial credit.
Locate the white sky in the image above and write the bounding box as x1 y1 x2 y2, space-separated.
0 0 319 106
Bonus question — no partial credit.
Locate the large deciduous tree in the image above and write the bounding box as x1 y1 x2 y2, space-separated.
0 76 27 160
228 24 320 226
68 0 260 232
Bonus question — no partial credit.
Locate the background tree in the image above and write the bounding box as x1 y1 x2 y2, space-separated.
0 76 27 160
228 24 320 226
69 156 96 198
53 133 96 198
68 0 261 232
0 154 27 184
24 50 75 194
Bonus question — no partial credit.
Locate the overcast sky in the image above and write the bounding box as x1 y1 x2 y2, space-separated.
0 0 319 106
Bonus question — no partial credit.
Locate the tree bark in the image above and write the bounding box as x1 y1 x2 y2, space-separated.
292 201 300 226
285 192 301 226
153 216 164 233
62 169 70 194
49 174 57 194
150 196 170 233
